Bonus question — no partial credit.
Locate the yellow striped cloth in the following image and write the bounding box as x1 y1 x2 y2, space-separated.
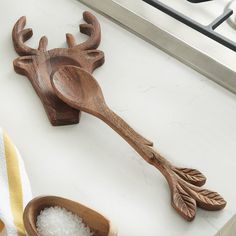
0 129 32 236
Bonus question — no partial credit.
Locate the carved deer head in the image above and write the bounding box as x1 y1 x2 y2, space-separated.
12 11 104 126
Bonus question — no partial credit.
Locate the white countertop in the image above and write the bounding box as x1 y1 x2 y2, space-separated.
0 0 236 235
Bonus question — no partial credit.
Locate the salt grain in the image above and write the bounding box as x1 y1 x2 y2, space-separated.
36 206 93 236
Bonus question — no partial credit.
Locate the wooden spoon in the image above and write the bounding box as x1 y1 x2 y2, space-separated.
51 65 226 221
23 196 116 236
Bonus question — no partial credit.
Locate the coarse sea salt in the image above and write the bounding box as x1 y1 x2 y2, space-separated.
36 206 93 236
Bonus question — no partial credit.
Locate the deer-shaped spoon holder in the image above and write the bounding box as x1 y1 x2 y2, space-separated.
51 65 226 221
12 12 104 126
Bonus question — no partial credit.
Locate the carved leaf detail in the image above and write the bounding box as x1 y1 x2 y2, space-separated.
172 184 196 221
173 167 206 186
186 187 227 211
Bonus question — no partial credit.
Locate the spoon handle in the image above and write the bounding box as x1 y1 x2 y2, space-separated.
93 103 226 221
96 104 170 166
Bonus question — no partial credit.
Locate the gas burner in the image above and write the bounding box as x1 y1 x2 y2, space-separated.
226 0 236 29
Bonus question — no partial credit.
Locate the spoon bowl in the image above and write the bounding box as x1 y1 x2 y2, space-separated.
23 196 116 236
52 66 105 114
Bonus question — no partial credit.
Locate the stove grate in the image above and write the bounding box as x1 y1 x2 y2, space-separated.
143 0 236 51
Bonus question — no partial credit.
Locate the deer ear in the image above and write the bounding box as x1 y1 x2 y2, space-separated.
85 50 105 72
13 55 34 75
86 50 104 61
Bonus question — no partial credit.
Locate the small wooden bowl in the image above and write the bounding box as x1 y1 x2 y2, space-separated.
23 196 117 236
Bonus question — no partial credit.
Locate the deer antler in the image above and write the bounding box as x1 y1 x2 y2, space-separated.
12 16 48 56
66 11 101 51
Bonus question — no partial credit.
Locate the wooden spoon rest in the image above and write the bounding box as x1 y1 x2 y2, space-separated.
12 11 104 126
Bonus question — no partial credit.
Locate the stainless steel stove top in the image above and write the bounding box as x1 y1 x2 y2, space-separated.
79 0 236 94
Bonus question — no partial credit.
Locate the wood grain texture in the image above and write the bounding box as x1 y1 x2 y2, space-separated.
23 196 117 236
12 11 104 126
51 66 226 221
173 167 206 187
